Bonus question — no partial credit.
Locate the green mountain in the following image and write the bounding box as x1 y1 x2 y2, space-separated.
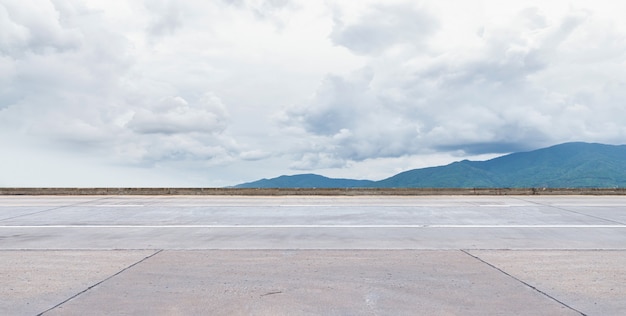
378 142 626 188
234 142 626 188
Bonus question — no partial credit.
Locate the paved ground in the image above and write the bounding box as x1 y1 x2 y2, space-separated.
1 195 625 315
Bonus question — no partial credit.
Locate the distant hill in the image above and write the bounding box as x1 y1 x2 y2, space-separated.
235 174 375 188
234 142 626 188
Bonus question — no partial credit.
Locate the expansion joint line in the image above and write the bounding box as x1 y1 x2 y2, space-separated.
512 197 626 225
0 196 112 222
460 250 587 316
37 249 164 316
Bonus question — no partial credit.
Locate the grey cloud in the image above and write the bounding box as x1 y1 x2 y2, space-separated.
220 0 246 7
289 152 345 170
128 94 228 135
0 0 241 169
435 142 535 156
545 10 589 47
1 1 130 107
279 6 626 170
430 10 587 89
280 68 427 168
518 8 548 29
331 4 438 55
221 0 292 13
284 69 375 136
286 117 424 170
239 150 271 161
126 97 236 163
123 134 237 166
0 0 82 56
145 0 185 37
219 0 294 27
4 0 626 186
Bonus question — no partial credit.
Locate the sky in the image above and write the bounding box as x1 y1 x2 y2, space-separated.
1 0 626 187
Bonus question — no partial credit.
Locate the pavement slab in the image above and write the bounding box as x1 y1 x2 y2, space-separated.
1 195 625 315
0 250 158 316
469 250 626 316
2 226 625 250
44 250 577 316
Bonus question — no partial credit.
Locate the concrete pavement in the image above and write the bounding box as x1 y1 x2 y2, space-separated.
1 195 625 315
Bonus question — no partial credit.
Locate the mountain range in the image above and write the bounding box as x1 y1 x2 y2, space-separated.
234 142 626 188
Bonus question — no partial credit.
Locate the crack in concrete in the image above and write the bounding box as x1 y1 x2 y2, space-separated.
461 249 587 316
260 290 283 297
37 249 163 316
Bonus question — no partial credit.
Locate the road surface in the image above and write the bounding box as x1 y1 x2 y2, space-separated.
1 195 625 315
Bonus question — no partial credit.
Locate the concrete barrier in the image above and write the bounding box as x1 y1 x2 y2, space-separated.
1 187 625 195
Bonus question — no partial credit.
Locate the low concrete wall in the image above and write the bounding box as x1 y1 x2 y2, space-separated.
1 188 626 195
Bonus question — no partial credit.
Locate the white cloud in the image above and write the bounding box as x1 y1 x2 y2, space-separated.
331 3 438 56
0 0 245 174
1 0 626 186
145 0 184 37
239 149 271 161
0 0 82 56
277 2 626 171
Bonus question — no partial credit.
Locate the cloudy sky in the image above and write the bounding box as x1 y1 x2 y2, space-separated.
1 0 625 187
